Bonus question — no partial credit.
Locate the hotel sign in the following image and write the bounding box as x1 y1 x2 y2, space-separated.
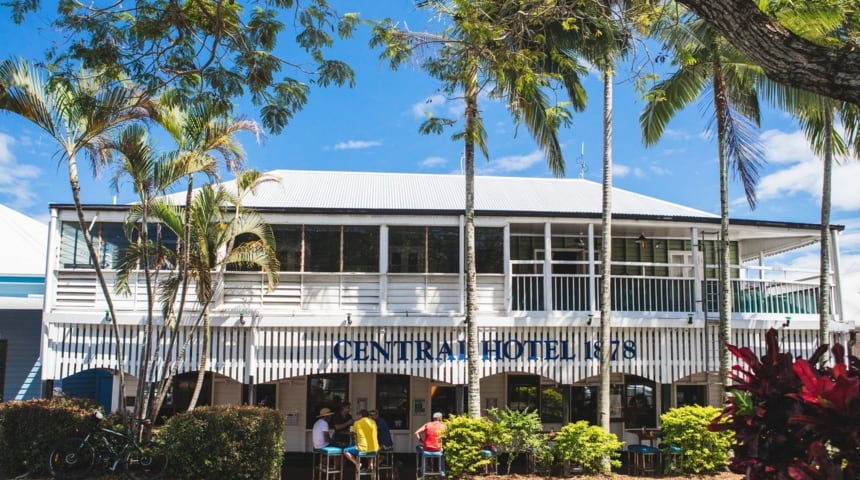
333 338 637 362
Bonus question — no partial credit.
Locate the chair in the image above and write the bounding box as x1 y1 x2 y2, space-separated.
355 451 378 480
376 448 395 480
416 450 445 479
314 446 344 480
628 444 660 475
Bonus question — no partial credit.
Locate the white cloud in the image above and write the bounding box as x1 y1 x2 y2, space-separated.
663 129 694 141
479 150 545 174
760 129 816 164
756 128 860 210
614 163 645 179
419 156 447 169
331 140 382 151
0 133 41 209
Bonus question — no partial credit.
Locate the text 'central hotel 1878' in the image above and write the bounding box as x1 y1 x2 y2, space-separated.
40 170 853 452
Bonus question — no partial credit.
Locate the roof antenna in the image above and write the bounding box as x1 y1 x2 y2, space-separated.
578 142 587 179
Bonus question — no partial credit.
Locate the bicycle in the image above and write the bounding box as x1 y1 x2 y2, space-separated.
47 412 168 480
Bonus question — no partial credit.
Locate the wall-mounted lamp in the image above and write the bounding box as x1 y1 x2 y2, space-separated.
346 312 352 326
239 312 246 325
104 310 111 323
782 316 791 328
587 314 593 326
687 313 694 325
634 233 647 249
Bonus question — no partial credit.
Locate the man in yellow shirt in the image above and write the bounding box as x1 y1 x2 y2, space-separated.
344 409 379 473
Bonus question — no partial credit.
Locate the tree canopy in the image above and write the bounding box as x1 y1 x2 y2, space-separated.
5 0 358 134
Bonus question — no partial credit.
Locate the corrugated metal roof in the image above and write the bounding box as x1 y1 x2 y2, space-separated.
201 170 719 218
0 204 48 276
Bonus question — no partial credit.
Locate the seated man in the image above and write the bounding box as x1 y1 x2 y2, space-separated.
414 412 447 476
344 409 379 472
313 408 339 452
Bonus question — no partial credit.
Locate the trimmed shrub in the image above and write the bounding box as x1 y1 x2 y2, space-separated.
660 405 731 473
553 420 623 473
439 414 493 477
160 405 285 480
0 397 101 477
486 407 544 474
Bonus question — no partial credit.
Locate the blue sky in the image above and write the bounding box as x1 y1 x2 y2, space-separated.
0 1 858 316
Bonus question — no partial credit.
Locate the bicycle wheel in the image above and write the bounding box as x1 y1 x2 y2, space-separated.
47 437 95 480
124 442 168 480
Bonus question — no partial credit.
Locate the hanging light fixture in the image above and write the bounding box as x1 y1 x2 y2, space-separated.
635 234 647 249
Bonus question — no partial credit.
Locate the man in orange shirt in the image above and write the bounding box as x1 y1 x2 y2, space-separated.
415 412 447 475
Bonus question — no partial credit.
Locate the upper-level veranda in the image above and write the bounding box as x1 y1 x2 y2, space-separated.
46 174 847 331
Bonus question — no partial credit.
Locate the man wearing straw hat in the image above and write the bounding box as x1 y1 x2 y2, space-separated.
313 407 339 452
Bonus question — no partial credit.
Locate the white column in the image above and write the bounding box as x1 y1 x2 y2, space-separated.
503 223 511 314
543 222 553 312
691 227 702 314
588 223 596 313
380 224 389 314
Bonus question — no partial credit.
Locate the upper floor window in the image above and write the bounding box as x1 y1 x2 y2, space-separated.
60 221 178 270
389 226 458 273
272 225 380 273
476 227 503 274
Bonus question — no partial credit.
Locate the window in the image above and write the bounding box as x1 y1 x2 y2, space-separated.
0 339 6 402
305 225 340 272
540 384 564 423
159 371 212 419
343 226 380 272
376 374 410 429
60 221 173 270
676 385 707 407
507 375 539 412
476 227 503 274
389 227 425 273
273 225 301 271
243 383 277 408
624 375 656 428
275 225 380 273
389 226 458 273
307 374 349 428
571 386 597 424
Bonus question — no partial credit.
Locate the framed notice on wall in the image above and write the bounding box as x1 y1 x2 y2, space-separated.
414 398 425 415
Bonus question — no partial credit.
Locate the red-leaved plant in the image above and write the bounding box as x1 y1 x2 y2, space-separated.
709 328 859 479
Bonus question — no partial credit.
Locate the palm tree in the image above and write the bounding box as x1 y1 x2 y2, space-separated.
372 0 596 416
0 59 154 416
640 9 767 397
147 96 261 418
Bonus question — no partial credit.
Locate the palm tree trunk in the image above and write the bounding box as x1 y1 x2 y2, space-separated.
67 154 128 418
713 57 732 402
187 308 210 411
598 67 613 446
818 108 833 363
464 65 481 418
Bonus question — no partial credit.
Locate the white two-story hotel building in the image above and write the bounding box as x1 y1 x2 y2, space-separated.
40 170 854 452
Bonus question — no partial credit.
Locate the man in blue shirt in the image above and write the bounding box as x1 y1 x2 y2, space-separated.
370 409 393 450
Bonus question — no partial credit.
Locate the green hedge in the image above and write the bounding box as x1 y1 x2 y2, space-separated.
439 414 493 477
661 405 731 474
160 405 285 480
0 397 101 477
554 420 623 473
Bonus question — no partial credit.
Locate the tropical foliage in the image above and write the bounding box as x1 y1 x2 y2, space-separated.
437 414 494 478
710 328 860 479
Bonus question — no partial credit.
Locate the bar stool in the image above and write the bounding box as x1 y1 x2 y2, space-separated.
663 445 682 473
628 444 659 475
355 451 378 480
480 448 497 474
416 450 445 479
376 448 395 480
314 446 344 480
